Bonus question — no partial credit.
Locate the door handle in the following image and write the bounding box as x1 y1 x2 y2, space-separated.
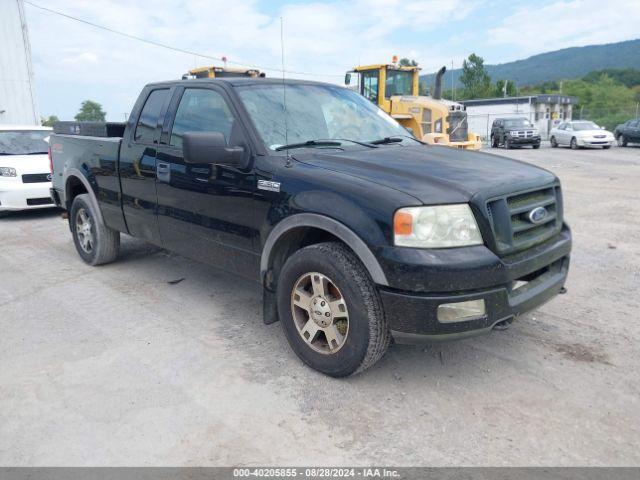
156 162 170 182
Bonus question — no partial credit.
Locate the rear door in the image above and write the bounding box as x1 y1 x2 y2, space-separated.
119 87 173 243
630 120 640 141
155 85 259 279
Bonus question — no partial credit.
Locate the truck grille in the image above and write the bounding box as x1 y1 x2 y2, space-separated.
511 130 536 138
486 186 563 255
22 173 51 183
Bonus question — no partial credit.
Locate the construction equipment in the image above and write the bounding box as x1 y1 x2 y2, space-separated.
182 65 265 80
345 59 481 149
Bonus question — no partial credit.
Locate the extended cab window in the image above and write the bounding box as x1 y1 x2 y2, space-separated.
134 89 169 144
170 89 235 148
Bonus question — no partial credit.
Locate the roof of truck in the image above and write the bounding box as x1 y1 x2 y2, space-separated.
147 77 337 88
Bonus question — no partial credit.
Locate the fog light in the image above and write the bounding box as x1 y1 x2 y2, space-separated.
437 299 486 323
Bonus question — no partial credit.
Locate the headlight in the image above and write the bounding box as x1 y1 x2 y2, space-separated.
394 204 483 248
0 167 17 177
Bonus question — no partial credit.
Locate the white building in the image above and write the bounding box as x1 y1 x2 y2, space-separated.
0 0 39 125
462 95 576 141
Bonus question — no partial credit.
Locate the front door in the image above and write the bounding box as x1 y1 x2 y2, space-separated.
119 87 172 243
155 86 259 279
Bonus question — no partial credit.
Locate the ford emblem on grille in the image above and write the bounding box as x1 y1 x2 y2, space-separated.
528 206 548 224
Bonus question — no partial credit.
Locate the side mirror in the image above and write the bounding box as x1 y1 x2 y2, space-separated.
344 73 351 85
183 131 244 166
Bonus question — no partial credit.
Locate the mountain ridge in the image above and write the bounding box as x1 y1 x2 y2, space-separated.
421 39 640 91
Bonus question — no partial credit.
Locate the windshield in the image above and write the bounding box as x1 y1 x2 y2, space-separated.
0 130 49 155
237 84 415 151
385 69 414 98
504 119 534 128
571 121 599 131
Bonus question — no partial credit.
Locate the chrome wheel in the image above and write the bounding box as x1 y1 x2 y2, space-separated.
75 207 94 253
291 272 349 354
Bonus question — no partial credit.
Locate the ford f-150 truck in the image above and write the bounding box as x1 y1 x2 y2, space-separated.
50 78 571 377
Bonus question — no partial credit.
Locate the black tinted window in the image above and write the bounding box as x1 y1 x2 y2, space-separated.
170 89 234 148
134 89 169 143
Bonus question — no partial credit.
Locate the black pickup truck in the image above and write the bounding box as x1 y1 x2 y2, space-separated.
50 78 571 377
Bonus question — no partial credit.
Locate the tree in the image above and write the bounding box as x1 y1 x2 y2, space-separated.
494 79 517 97
75 100 106 122
459 53 491 99
399 58 418 67
41 115 59 127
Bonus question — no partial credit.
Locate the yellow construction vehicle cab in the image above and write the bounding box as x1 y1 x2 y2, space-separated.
345 61 481 150
182 65 265 80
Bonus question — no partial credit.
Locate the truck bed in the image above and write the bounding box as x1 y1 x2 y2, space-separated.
50 133 122 195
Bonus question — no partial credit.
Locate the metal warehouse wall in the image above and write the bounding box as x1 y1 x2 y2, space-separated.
0 0 39 125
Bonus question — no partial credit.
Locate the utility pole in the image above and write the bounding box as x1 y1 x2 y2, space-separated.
452 59 455 101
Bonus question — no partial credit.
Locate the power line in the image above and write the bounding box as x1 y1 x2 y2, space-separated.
23 0 343 78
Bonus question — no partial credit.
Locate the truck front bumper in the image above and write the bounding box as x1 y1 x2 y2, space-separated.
0 179 55 211
507 136 541 146
376 226 571 343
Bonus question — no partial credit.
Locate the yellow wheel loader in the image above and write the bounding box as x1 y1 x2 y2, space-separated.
345 61 481 150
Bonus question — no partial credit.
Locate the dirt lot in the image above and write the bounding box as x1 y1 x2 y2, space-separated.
1 144 639 466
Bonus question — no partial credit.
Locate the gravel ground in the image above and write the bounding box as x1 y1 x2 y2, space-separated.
1 144 639 466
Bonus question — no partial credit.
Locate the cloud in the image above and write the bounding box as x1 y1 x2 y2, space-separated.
488 0 640 56
61 52 98 64
23 0 638 120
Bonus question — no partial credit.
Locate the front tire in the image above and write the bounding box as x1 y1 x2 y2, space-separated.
276 242 390 377
533 144 540 149
570 137 578 150
70 194 120 266
504 138 512 149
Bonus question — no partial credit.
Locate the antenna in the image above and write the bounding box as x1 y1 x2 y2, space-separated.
280 16 290 164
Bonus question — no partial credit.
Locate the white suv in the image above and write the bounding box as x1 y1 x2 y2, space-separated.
0 125 54 213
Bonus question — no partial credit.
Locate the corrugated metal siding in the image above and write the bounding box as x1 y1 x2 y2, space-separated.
0 0 39 125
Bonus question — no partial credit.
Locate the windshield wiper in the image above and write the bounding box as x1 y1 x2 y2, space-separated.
329 138 378 149
275 140 342 151
369 136 404 145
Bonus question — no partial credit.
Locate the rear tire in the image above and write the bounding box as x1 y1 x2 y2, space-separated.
70 194 120 266
617 135 627 147
603 145 611 149
550 136 558 148
491 135 499 148
276 242 390 377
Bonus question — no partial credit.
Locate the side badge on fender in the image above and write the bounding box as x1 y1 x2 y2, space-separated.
258 180 281 193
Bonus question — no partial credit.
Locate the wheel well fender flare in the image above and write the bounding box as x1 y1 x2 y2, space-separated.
260 213 389 287
64 169 105 226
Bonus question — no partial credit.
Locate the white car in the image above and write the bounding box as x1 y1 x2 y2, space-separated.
0 124 54 213
549 120 615 149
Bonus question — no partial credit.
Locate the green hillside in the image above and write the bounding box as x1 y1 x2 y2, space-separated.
421 39 640 90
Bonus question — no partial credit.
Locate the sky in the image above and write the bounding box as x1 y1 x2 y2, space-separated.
22 0 640 121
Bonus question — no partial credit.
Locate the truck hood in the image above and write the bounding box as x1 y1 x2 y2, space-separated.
293 144 557 204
